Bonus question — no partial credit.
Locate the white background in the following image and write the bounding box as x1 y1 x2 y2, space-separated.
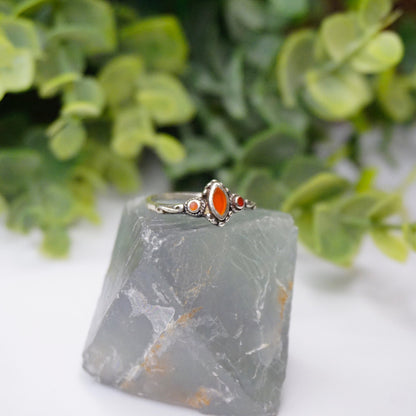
1 131 415 416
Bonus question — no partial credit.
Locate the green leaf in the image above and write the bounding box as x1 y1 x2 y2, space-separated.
69 180 100 224
40 185 75 226
377 70 415 122
112 4 140 25
0 2 13 15
404 224 416 251
239 169 287 209
313 30 330 63
369 193 402 220
106 156 141 193
6 192 43 232
356 167 378 192
62 77 105 118
0 192 7 214
371 228 409 262
191 66 222 95
6 184 75 233
280 156 327 190
0 149 41 196
314 203 364 266
305 68 372 120
0 16 41 56
399 167 416 193
222 50 246 119
98 55 144 108
70 165 105 191
241 125 304 170
41 227 70 258
244 33 282 71
296 209 319 254
282 172 350 212
137 73 195 126
339 191 384 228
270 0 309 19
121 15 188 73
277 29 316 107
35 41 85 97
112 107 154 157
250 77 309 133
50 0 116 54
320 12 362 62
399 19 416 73
202 113 241 159
359 0 392 27
351 31 403 73
225 0 266 39
153 133 185 164
47 117 87 160
0 38 34 92
13 0 52 16
167 137 227 179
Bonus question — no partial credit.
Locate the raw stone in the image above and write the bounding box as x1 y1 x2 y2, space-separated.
83 197 297 416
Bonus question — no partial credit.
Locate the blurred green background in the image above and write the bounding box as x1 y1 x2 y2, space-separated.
0 0 415 264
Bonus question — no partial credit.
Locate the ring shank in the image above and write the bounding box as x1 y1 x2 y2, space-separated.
147 192 202 214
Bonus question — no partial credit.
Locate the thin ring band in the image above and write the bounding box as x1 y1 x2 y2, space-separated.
147 192 203 214
147 180 256 227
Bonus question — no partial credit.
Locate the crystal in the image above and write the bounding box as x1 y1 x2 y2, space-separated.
82 197 297 416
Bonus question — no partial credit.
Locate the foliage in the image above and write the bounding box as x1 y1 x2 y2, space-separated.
0 0 194 256
0 0 415 266
167 0 416 266
276 0 416 122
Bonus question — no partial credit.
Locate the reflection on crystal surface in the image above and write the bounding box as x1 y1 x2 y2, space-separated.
83 197 297 416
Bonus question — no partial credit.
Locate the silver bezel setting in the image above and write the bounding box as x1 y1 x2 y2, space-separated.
231 194 245 212
201 180 232 227
184 198 205 217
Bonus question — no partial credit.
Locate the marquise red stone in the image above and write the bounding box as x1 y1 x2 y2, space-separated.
213 187 227 216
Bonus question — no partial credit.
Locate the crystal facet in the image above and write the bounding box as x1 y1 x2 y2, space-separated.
83 197 297 416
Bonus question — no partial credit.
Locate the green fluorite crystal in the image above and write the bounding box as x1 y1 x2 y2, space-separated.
83 197 297 416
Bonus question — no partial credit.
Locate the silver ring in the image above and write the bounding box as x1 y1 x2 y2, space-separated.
147 179 256 227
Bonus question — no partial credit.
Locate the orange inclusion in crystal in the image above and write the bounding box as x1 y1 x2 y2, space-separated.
213 188 227 216
189 201 199 212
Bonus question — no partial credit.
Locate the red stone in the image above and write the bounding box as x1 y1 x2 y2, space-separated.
189 201 199 212
213 187 227 216
237 196 245 208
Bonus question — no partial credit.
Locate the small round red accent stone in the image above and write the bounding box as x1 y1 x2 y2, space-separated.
237 196 245 207
189 201 199 212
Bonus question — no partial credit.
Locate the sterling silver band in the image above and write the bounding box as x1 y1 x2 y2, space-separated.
147 180 256 227
147 192 202 214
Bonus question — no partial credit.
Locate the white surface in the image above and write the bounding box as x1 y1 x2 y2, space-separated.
1 144 416 416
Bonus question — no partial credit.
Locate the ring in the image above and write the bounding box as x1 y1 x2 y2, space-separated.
147 179 256 227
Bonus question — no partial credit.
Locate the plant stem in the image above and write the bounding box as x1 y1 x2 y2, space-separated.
374 222 416 231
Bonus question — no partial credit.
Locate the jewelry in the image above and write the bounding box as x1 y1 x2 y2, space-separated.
147 179 256 226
